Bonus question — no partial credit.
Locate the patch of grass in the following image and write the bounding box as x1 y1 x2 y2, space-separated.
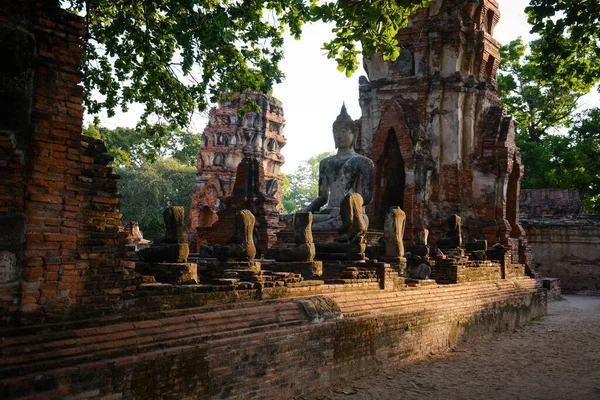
531 315 544 322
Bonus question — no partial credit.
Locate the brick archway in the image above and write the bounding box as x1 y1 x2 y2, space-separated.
373 128 406 229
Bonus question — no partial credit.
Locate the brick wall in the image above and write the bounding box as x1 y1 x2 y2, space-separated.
523 217 600 292
520 189 585 218
0 0 132 326
0 278 545 399
432 259 502 284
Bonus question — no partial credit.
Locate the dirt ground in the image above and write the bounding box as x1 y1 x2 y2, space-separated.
305 295 600 400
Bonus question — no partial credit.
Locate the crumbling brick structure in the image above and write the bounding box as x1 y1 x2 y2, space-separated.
520 189 586 219
190 92 286 235
197 156 283 254
0 0 133 326
357 0 527 263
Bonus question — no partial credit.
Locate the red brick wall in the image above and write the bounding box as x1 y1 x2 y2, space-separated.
0 279 545 399
0 1 133 326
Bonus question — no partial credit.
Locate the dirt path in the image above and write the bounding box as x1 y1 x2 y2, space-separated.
306 295 600 400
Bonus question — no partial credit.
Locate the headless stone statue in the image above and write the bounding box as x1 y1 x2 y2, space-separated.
301 104 374 231
315 193 367 259
406 228 432 279
274 212 316 262
380 207 406 257
138 207 189 263
466 239 488 260
437 215 463 249
406 228 430 259
213 209 256 261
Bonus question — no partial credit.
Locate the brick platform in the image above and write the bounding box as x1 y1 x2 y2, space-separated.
0 278 544 399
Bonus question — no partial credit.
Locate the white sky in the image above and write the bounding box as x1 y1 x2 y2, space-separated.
91 0 600 173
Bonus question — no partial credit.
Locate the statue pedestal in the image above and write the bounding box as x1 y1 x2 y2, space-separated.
263 261 323 280
379 256 407 275
269 230 383 254
205 260 262 273
135 262 197 284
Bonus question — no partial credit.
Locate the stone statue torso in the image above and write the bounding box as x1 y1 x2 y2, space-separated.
319 153 373 212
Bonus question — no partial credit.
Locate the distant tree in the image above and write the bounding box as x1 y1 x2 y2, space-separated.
64 0 431 128
497 38 600 211
497 38 585 143
282 151 334 213
526 0 600 92
83 120 201 167
557 109 600 213
117 158 197 239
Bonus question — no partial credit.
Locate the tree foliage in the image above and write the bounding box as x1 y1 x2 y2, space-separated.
498 37 600 212
117 158 197 239
498 38 585 143
83 120 201 167
65 0 430 128
526 0 600 91
282 151 334 213
516 110 600 213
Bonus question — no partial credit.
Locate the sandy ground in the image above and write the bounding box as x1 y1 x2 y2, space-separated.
304 295 600 400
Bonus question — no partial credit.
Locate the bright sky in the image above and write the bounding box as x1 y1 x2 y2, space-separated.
91 0 600 174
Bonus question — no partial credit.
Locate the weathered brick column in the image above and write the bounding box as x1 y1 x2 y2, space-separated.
0 0 132 326
357 0 529 265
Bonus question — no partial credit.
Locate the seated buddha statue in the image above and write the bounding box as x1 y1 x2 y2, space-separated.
301 104 374 231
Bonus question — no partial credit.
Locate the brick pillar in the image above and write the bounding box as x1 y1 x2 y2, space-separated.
0 1 132 327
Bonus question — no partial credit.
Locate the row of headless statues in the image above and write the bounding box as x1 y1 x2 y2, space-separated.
138 192 469 269
139 105 480 267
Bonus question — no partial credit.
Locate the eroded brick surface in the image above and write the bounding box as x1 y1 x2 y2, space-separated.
357 0 527 265
0 0 135 326
190 92 286 251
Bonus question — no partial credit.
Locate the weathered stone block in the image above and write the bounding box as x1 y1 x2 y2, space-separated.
264 261 323 279
135 262 197 285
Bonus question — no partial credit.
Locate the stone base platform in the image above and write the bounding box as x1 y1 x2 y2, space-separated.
262 261 323 279
432 258 502 284
505 263 526 279
0 278 545 400
135 262 197 284
379 256 407 275
195 259 312 288
201 260 262 273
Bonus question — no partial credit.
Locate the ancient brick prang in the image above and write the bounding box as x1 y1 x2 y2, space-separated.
190 92 286 237
357 0 527 265
198 157 283 255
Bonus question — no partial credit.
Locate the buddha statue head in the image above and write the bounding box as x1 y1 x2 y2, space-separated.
332 103 358 151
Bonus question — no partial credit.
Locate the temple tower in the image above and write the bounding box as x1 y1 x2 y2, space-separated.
190 92 286 250
357 0 528 264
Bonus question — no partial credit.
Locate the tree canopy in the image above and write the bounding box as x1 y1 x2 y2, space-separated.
117 158 197 239
526 0 600 91
497 38 585 143
282 151 334 213
83 120 201 167
65 0 431 128
498 37 600 212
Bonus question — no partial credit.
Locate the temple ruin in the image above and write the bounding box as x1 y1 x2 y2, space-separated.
0 1 549 399
190 92 286 249
356 0 528 267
